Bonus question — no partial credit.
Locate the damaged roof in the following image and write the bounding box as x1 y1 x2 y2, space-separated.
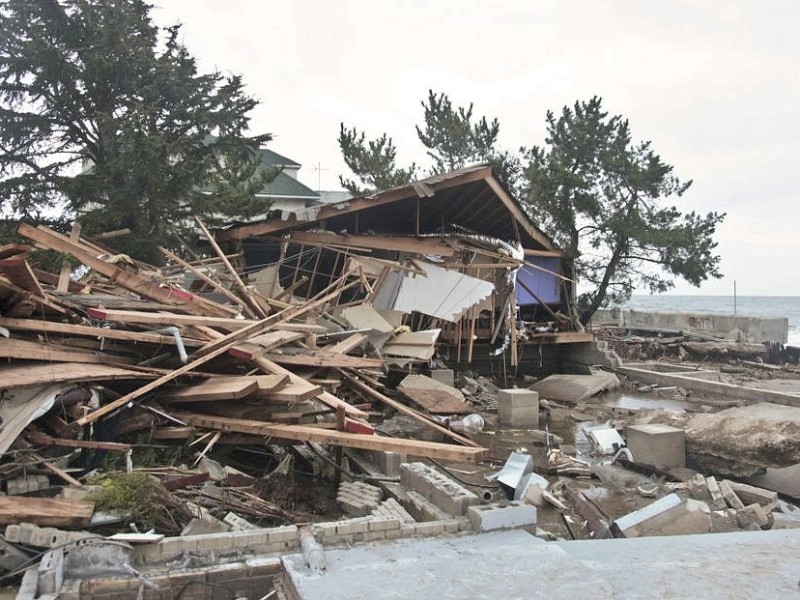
220 164 557 251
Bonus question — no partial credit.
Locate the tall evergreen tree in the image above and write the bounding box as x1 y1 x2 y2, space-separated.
338 90 519 195
0 0 273 262
523 97 725 324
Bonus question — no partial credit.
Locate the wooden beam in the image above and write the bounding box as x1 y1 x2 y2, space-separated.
174 412 488 462
483 177 556 250
158 245 246 312
0 317 205 347
86 308 252 331
26 432 132 452
281 231 457 256
0 338 134 364
19 224 220 316
57 223 81 292
261 352 383 369
0 497 94 527
194 216 267 318
219 167 493 241
341 370 480 448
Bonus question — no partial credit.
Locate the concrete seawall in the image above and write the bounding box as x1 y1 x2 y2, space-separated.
594 308 788 344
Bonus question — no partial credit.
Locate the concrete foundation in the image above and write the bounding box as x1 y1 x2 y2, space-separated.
282 529 800 599
595 308 788 344
625 423 686 469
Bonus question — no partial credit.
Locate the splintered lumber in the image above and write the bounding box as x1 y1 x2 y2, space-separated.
74 334 247 427
0 259 44 295
193 216 267 319
0 496 94 527
86 308 252 331
341 370 480 448
261 351 384 369
227 330 306 360
158 245 247 311
174 412 488 462
18 223 223 316
255 379 322 402
325 333 368 354
0 317 205 347
0 363 159 389
165 376 259 403
0 338 134 364
26 432 132 453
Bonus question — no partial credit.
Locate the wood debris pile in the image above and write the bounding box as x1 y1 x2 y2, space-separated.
0 219 489 553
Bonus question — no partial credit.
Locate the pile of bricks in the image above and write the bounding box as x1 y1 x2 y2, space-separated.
371 498 416 524
336 481 383 516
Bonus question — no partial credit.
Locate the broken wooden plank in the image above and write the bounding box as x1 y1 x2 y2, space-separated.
0 363 159 389
227 330 306 360
73 333 250 427
0 338 134 364
86 308 253 330
0 496 94 527
0 317 205 347
26 432 132 453
165 377 259 403
18 223 228 316
174 412 488 463
341 369 480 448
261 351 384 369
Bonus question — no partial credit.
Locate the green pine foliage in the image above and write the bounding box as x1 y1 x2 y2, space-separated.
0 0 273 263
523 97 725 324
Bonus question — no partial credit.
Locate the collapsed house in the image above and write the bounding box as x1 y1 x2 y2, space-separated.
217 164 595 373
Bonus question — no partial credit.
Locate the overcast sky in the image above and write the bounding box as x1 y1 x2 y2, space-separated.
153 0 800 297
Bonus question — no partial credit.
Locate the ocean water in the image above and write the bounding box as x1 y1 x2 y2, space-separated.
613 295 800 346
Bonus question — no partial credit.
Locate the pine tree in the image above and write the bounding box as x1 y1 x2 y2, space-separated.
0 0 273 262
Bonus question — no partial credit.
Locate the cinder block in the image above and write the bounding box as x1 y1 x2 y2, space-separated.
7 474 49 495
399 462 478 516
736 503 771 529
245 556 283 577
429 369 455 387
370 451 407 475
368 517 400 532
497 389 539 427
467 501 537 532
625 424 686 469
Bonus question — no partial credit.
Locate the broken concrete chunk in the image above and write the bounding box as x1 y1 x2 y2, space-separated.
687 473 713 503
736 503 771 530
612 493 712 538
727 481 779 509
625 423 686 469
530 372 620 403
705 476 727 510
718 479 745 510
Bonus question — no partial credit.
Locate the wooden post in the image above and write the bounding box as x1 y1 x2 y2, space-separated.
57 223 81 293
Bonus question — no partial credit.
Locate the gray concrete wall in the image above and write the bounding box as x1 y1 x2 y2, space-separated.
594 308 788 344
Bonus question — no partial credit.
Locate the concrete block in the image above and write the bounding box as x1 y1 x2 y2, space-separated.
736 504 771 529
705 477 727 510
7 474 49 495
245 556 283 577
727 481 778 509
37 548 64 596
223 512 256 531
613 493 712 538
687 473 713 503
0 533 30 573
399 462 479 516
368 517 400 532
370 450 407 475
718 479 745 510
430 369 455 387
497 389 539 427
625 423 686 469
467 501 537 532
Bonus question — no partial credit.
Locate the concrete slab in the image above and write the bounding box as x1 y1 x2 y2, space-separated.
531 372 619 403
282 530 613 599
283 529 800 599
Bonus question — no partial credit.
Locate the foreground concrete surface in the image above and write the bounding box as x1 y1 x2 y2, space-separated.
283 529 800 599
